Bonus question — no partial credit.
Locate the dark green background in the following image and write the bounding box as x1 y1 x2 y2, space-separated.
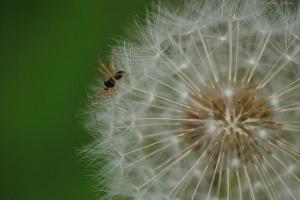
0 1 150 199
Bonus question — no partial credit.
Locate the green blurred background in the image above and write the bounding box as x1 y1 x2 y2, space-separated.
0 1 150 199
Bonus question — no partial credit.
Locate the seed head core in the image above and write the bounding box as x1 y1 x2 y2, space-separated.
184 82 281 168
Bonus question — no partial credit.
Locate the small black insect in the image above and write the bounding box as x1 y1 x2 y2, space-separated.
104 78 116 89
103 70 125 91
97 52 125 95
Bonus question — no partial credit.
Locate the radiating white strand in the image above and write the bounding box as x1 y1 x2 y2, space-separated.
257 38 297 88
292 33 300 41
191 165 209 200
124 132 186 156
190 34 215 87
157 49 203 95
272 154 300 183
144 128 196 138
196 25 219 82
167 35 206 87
125 138 184 169
228 20 233 81
226 167 230 200
274 102 300 111
236 170 243 200
168 152 207 197
121 93 185 113
217 148 225 197
221 0 225 16
263 157 297 200
206 142 224 200
246 32 272 85
137 149 192 190
268 141 300 164
244 165 256 200
217 160 224 198
276 121 300 125
281 125 300 133
254 165 274 200
277 106 300 113
142 78 212 113
114 122 181 129
143 104 186 114
259 46 300 89
277 140 300 156
135 117 208 122
234 20 240 82
260 161 280 198
154 145 194 172
132 87 192 110
270 78 300 98
142 28 200 94
122 42 134 74
191 34 214 86
147 76 190 97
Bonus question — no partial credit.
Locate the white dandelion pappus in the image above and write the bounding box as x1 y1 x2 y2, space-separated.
85 0 300 199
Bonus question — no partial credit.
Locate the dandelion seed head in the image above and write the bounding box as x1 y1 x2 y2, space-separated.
85 0 300 199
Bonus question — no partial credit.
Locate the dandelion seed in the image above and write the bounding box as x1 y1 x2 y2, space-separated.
85 0 300 199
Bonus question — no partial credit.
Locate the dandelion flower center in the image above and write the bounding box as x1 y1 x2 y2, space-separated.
185 82 280 167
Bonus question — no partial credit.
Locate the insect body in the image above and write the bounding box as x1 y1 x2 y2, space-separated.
95 52 125 96
98 52 124 95
103 70 125 92
88 52 125 107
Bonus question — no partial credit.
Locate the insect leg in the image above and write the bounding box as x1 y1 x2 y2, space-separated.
98 68 107 79
98 56 112 76
109 51 117 75
98 56 106 69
